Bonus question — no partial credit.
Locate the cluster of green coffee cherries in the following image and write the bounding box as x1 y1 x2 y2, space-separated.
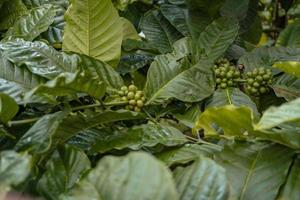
245 68 273 96
214 59 241 89
117 84 146 112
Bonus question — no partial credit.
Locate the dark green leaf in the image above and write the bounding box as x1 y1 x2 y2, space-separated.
0 93 18 123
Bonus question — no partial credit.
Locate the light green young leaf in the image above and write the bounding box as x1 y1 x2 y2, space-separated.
0 39 78 79
215 141 295 200
273 61 300 78
197 17 239 61
60 152 179 200
0 151 32 186
38 145 91 200
121 18 140 41
5 4 56 41
0 93 18 123
89 124 188 153
24 71 106 102
174 157 229 200
63 0 123 66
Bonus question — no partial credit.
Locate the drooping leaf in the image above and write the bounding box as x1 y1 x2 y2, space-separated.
156 143 222 166
144 56 215 105
0 39 78 79
4 4 56 41
173 104 201 128
160 4 189 36
0 49 46 102
16 110 145 154
63 0 123 66
205 88 259 116
174 157 229 200
197 17 239 61
140 10 183 53
60 152 179 200
0 93 18 123
38 145 91 200
279 155 300 199
215 141 295 200
272 73 300 101
0 151 32 186
0 0 28 31
121 17 140 41
277 19 300 48
89 124 188 153
24 71 106 102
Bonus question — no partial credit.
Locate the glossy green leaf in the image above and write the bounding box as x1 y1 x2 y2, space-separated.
24 71 106 102
238 47 300 72
173 104 201 128
0 151 32 186
0 93 18 123
215 141 295 200
140 10 183 53
90 124 188 153
144 56 215 105
38 145 91 200
272 73 300 101
60 152 179 200
174 157 229 200
16 110 145 154
5 4 56 41
279 156 300 199
197 17 239 61
63 0 123 66
0 39 78 79
205 88 259 116
156 143 222 166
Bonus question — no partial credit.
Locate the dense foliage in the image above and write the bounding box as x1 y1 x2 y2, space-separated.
0 0 300 199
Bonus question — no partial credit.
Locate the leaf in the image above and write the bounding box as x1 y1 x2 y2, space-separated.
160 4 189 36
140 10 183 53
0 151 32 186
205 88 259 116
63 0 123 66
279 155 300 199
16 110 145 154
272 73 300 101
173 104 201 128
254 98 300 131
215 141 295 200
4 4 56 41
277 19 300 47
144 56 215 105
238 46 300 72
60 152 179 200
156 143 222 167
0 0 28 31
220 0 250 19
121 17 140 41
173 157 229 200
89 124 188 153
197 17 239 61
37 145 90 200
15 111 68 154
273 61 300 78
77 54 124 90
24 71 106 102
0 39 78 79
0 50 46 102
0 93 18 123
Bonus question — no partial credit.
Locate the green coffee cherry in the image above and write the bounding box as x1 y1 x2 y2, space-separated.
128 84 137 92
129 99 137 106
245 67 273 96
136 100 144 108
127 92 135 99
117 84 146 112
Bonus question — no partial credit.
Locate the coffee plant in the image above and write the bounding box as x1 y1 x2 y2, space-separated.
0 0 300 199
